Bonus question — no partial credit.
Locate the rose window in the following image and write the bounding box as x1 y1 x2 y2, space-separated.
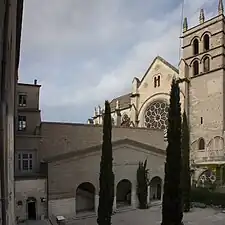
144 101 169 129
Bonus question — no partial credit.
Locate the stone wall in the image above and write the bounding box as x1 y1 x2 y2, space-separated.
15 178 47 221
40 123 166 160
47 143 165 217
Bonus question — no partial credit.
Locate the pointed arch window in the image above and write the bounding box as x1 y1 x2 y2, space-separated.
193 39 199 55
203 57 210 72
198 138 205 150
203 34 210 51
154 76 160 88
193 60 199 76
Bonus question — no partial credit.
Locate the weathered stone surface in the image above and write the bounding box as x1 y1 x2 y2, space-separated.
65 207 225 225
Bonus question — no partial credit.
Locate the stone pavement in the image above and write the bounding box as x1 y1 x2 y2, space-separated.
18 220 50 225
66 206 225 225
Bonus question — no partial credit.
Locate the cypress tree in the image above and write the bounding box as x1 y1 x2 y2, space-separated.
97 101 114 225
181 111 191 212
161 78 183 225
137 159 149 209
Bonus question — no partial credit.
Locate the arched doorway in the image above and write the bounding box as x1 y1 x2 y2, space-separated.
116 179 132 208
149 176 162 201
27 197 36 220
76 182 95 214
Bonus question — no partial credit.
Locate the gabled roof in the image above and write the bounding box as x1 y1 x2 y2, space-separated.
140 56 179 84
106 56 178 112
45 138 166 163
110 93 131 112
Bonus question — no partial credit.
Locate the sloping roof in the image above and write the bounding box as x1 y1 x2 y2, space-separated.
39 122 167 160
140 56 179 83
107 56 178 110
110 93 131 112
45 138 166 163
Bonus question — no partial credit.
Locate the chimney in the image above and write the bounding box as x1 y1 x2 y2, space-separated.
34 79 37 85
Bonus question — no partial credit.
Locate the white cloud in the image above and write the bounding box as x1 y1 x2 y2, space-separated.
19 0 219 122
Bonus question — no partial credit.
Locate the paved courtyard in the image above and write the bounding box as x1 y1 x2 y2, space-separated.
18 220 50 225
66 206 225 225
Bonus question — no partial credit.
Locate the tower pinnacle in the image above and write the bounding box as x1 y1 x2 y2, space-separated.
183 17 188 32
218 0 224 15
199 9 205 24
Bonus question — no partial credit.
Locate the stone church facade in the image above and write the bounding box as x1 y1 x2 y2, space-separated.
13 1 225 223
90 1 225 189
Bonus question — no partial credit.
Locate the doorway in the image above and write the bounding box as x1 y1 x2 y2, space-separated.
27 199 36 220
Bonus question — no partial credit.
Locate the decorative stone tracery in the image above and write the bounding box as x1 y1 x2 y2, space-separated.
144 101 169 129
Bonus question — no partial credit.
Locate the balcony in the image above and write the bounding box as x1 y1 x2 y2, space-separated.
192 149 225 165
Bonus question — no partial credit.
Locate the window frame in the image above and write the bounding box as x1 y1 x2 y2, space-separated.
203 56 210 73
153 75 161 88
18 93 27 107
18 115 27 131
193 39 199 55
198 138 205 150
18 152 33 172
193 60 199 76
203 34 210 51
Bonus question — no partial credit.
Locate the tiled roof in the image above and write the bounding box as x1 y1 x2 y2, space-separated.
110 93 131 112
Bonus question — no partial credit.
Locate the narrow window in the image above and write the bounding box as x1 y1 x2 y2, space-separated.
193 60 199 76
203 57 210 72
18 115 27 131
199 138 205 150
18 94 27 107
154 77 157 88
157 76 160 87
154 76 160 88
203 34 210 51
200 117 203 124
193 39 199 55
21 153 33 171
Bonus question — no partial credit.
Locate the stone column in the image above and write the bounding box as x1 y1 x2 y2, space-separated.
131 188 136 209
161 181 164 201
74 198 76 217
147 186 150 206
113 197 117 213
95 195 99 215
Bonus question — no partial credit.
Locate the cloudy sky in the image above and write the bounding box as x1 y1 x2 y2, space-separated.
19 0 218 123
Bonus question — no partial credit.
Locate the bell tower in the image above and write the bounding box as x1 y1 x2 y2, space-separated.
182 1 225 163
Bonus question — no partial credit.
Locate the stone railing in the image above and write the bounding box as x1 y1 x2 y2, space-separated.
193 149 225 164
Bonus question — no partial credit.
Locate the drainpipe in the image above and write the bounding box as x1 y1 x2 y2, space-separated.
0 0 10 224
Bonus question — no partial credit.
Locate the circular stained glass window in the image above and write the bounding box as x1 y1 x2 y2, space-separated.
144 101 169 130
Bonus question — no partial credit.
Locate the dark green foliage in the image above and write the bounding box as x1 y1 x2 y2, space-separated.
161 79 183 225
181 112 191 212
191 188 225 207
137 159 149 209
97 101 115 225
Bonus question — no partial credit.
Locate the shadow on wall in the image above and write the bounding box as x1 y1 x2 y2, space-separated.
76 182 95 214
116 179 132 208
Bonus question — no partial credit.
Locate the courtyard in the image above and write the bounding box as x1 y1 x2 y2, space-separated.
65 205 225 225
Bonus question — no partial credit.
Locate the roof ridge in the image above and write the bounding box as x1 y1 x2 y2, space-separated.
44 138 165 163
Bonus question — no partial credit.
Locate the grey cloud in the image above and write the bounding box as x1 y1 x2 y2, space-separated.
19 0 218 122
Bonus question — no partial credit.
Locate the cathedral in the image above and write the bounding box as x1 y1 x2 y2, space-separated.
11 1 225 223
90 0 225 188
